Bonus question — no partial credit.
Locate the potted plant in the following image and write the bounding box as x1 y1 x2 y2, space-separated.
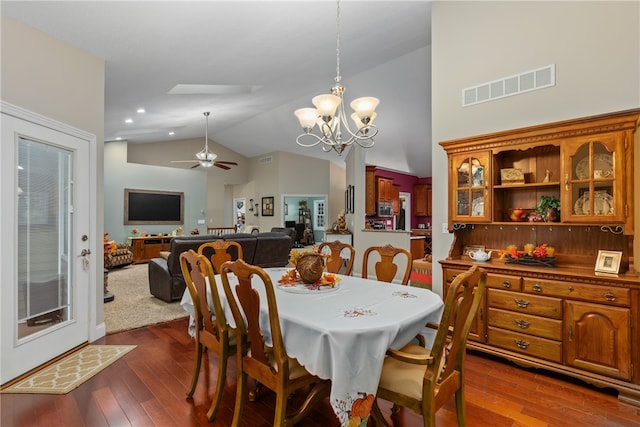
537 195 560 222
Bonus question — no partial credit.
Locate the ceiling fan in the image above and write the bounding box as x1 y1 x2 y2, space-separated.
171 112 238 170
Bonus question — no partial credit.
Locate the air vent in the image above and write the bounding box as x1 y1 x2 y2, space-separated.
462 64 555 107
259 156 273 164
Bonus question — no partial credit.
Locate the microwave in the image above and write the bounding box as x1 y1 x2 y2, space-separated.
377 202 394 217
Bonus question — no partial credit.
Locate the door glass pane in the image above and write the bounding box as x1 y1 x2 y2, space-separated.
456 190 469 216
17 137 72 339
471 161 484 187
457 160 470 187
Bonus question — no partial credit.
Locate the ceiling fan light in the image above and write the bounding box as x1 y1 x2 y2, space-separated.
196 150 217 162
350 97 379 121
295 108 318 131
199 160 214 168
312 94 341 121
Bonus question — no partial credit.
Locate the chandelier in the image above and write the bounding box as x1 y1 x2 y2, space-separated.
196 112 217 168
294 0 379 156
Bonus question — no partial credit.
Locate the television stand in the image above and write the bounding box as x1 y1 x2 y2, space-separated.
128 236 173 263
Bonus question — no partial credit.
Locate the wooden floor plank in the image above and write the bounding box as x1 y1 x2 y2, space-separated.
2 317 638 426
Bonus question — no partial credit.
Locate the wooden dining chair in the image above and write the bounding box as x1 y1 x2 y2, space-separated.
219 259 331 427
362 244 412 285
371 265 487 427
197 239 243 273
318 240 355 275
179 249 235 421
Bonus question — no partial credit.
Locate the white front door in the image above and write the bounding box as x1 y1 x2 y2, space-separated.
1 105 93 384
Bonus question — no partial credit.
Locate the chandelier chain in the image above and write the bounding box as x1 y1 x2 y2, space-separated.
335 0 341 84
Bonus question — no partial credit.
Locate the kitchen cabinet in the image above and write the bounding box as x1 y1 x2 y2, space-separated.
377 177 393 202
365 167 400 215
391 184 400 214
365 166 376 215
414 183 432 216
439 109 640 408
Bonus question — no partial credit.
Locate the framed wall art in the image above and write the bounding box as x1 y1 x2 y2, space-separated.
262 196 274 216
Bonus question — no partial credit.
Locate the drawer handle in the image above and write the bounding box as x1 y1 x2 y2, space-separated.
604 292 616 302
514 299 530 308
532 283 542 293
515 339 530 349
515 319 530 329
502 280 511 288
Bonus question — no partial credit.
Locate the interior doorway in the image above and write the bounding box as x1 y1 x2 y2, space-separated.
398 192 411 231
234 198 246 230
282 195 327 246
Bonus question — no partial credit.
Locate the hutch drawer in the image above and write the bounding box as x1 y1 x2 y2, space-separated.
486 272 522 291
522 278 630 306
488 288 562 319
487 326 563 363
488 307 562 340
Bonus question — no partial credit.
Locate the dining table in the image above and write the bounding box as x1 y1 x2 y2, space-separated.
180 267 444 427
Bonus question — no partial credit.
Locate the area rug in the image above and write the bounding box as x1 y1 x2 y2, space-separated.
104 263 188 334
1 345 136 394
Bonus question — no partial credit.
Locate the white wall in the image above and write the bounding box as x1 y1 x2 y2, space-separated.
431 1 640 295
1 16 106 336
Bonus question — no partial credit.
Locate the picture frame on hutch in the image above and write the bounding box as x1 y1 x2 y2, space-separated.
594 250 622 275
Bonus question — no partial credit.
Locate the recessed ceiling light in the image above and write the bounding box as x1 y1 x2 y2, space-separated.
136 108 145 113
125 118 133 123
115 137 122 140
169 131 175 136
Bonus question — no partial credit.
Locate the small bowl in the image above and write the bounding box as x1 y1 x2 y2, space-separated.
503 208 534 222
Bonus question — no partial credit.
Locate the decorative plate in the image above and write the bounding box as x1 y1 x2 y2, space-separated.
471 197 484 216
573 191 613 215
575 153 613 180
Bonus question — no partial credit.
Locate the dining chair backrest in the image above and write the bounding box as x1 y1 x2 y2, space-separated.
371 265 487 427
219 258 329 426
318 240 355 275
179 249 234 421
197 239 243 274
362 244 412 285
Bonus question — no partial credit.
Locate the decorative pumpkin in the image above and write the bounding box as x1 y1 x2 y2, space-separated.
351 393 375 419
296 253 325 284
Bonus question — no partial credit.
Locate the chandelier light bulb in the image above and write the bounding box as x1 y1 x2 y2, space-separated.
294 108 319 132
350 97 379 121
312 94 341 120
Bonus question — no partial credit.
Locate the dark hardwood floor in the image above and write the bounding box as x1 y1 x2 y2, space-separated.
2 317 638 426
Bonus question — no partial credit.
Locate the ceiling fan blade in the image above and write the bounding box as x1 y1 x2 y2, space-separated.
190 163 200 169
214 162 231 170
214 161 238 165
171 160 199 163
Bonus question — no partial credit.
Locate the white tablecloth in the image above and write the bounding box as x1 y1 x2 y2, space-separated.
180 267 443 426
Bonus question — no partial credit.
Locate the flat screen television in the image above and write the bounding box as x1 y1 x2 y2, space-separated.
124 189 184 225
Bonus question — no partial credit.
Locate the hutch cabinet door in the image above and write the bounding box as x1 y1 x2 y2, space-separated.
561 134 626 224
449 151 491 223
564 300 631 381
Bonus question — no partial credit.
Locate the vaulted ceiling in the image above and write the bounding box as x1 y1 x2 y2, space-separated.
2 1 432 177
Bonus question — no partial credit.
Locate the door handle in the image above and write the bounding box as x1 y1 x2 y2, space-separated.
79 249 92 257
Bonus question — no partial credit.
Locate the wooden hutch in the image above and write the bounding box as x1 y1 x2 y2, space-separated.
439 109 640 407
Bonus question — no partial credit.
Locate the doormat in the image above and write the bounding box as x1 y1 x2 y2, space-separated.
1 345 136 394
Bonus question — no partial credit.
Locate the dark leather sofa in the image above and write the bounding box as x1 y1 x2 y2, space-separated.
148 232 293 302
